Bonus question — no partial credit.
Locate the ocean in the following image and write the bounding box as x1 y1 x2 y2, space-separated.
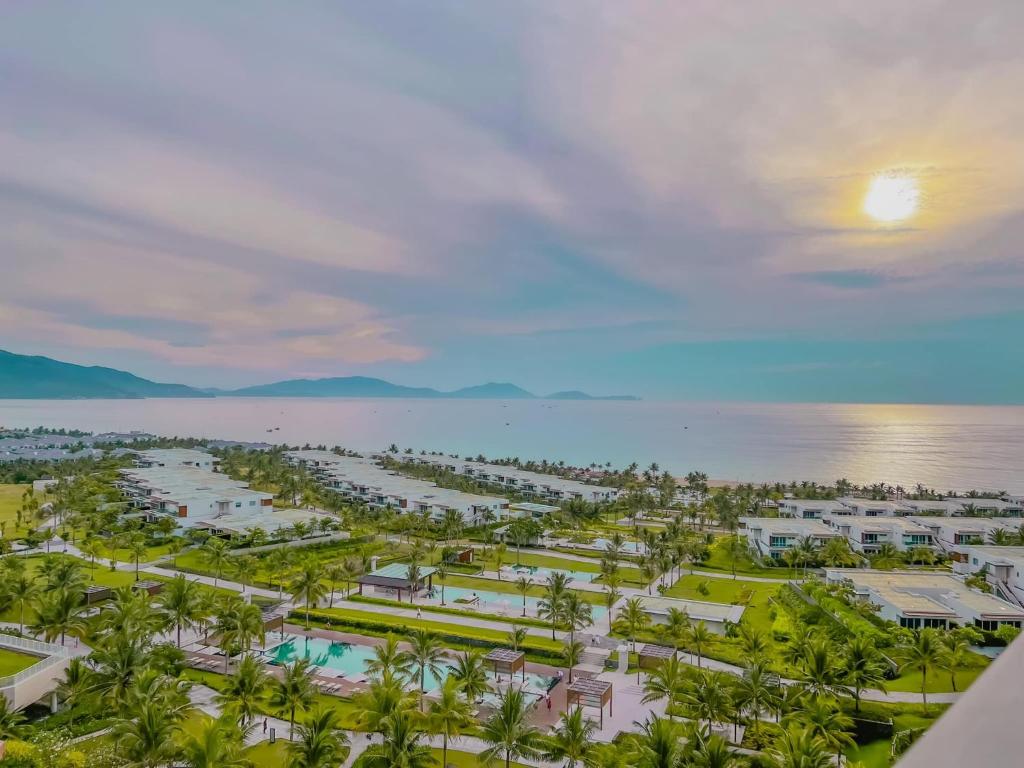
0 398 1021 493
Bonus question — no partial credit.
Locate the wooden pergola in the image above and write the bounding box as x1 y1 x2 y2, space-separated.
84 585 113 605
638 643 676 670
566 677 613 728
484 647 526 683
356 563 436 602
132 580 165 596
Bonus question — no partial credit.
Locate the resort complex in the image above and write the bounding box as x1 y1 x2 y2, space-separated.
0 433 1021 768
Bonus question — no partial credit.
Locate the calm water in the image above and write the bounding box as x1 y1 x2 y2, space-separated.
0 398 1021 493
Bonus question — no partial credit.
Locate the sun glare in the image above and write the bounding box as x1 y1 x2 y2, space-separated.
864 172 919 223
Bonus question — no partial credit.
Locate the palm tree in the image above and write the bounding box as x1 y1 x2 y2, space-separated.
406 559 423 604
661 606 690 651
362 706 434 768
494 542 507 579
616 597 650 652
428 677 474 768
604 584 622 632
899 628 943 713
733 661 780 740
0 695 26 740
870 543 901 570
686 621 714 669
544 706 596 768
127 532 148 581
287 707 351 768
55 657 94 722
561 591 593 644
478 687 546 768
800 640 851 701
202 537 232 587
632 715 686 768
785 697 855 765
8 571 40 634
158 574 204 647
768 727 834 768
449 649 490 704
365 635 411 680
267 547 294 599
290 558 327 629
110 697 188 768
939 633 971 692
270 658 317 740
562 639 584 682
216 653 270 726
514 576 532 616
400 628 448 711
435 560 451 605
843 635 888 712
680 670 734 734
80 536 105 574
641 655 686 719
689 724 738 768
356 669 412 735
31 588 85 646
179 715 251 768
506 625 528 652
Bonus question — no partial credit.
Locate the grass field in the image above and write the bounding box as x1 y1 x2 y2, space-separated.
478 548 645 584
439 572 607 605
696 535 804 579
0 647 39 676
0 483 34 539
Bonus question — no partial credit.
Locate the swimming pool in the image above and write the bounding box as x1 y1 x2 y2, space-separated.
436 585 606 621
505 564 598 584
591 538 641 554
265 636 560 694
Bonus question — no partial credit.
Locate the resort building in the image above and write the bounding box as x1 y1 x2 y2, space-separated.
0 635 72 712
403 455 618 504
776 499 849 519
836 497 913 516
953 546 1024 608
909 517 1022 557
637 595 745 635
824 568 1024 631
286 450 509 525
508 501 561 520
822 515 938 554
898 498 1024 517
117 464 274 531
738 517 842 560
132 448 220 470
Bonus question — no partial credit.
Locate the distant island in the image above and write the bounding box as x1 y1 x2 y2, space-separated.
0 350 638 401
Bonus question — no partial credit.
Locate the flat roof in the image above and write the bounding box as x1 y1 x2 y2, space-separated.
484 648 525 664
638 643 676 659
638 595 746 623
368 563 438 580
825 569 1024 620
740 517 840 536
566 677 613 696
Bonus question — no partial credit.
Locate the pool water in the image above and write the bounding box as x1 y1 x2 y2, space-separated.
505 564 597 584
436 585 606 622
265 636 560 694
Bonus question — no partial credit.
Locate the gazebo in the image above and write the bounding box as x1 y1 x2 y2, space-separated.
638 643 676 670
356 563 437 602
484 647 526 683
132 580 165 596
566 677 614 728
84 585 113 605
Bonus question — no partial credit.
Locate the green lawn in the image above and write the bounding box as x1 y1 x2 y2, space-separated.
0 647 39 676
696 535 804 579
244 740 289 768
665 574 780 631
887 662 987 694
0 483 34 539
478 549 644 584
846 739 892 768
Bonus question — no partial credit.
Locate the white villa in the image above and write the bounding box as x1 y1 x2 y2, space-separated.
776 500 849 519
953 546 1024 608
821 514 937 554
835 497 914 517
132 448 220 471
910 517 1022 557
637 595 745 635
286 450 509 525
739 517 842 560
402 455 618 504
824 568 1024 631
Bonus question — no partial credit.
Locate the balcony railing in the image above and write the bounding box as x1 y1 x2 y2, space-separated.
0 635 70 689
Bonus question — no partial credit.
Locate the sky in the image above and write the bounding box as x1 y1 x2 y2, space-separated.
1 2 1023 403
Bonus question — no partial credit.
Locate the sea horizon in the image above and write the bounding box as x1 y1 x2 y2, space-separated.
2 397 1021 494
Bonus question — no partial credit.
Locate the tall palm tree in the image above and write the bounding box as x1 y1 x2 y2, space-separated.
681 670 734 734
561 591 593 644
939 633 971 692
514 576 532 616
616 597 650 652
449 649 490 704
202 537 232 587
31 588 86 645
899 628 943 713
356 669 412 735
400 628 448 711
435 560 451 605
686 621 714 669
428 677 474 768
689 724 737 768
604 584 622 632
270 658 317 740
544 706 596 768
0 695 26 740
843 635 887 712
158 574 204 647
216 653 270 726
290 558 327 629
8 571 40 635
287 707 351 768
562 639 584 682
641 655 686 719
631 715 686 768
55 657 94 722
732 660 780 736
800 640 851 701
661 606 690 651
365 635 412 680
179 715 251 768
362 706 434 768
478 687 546 768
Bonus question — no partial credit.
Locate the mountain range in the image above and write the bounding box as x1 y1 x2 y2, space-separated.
0 350 637 400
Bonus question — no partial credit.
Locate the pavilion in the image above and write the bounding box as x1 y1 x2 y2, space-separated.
356 563 437 602
566 677 613 728
638 643 676 670
484 647 526 683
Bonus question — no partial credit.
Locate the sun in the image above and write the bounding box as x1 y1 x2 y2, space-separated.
864 172 919 223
